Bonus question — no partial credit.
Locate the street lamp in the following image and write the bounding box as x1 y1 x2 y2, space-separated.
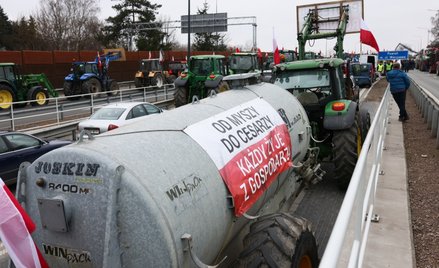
417 27 430 46
187 0 191 61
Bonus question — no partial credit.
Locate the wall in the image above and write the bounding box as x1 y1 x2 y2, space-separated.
0 50 231 88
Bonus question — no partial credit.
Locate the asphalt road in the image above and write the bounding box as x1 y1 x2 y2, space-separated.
408 69 439 100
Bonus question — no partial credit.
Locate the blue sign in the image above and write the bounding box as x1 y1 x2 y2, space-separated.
378 51 409 60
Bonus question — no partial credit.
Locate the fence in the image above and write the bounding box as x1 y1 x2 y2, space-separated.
320 88 390 267
409 79 439 149
0 50 233 88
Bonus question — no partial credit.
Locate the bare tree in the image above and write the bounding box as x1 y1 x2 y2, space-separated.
36 0 102 50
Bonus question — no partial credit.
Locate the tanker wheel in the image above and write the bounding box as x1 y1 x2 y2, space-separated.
107 80 119 96
63 81 80 100
234 213 319 268
28 86 49 106
82 78 102 98
174 86 188 107
333 113 362 190
152 73 164 88
0 84 16 110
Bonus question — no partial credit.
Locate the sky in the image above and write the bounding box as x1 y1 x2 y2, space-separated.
0 0 438 56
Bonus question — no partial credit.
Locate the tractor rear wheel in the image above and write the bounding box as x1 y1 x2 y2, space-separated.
152 73 164 88
107 80 119 96
28 86 49 106
0 84 16 110
333 113 362 190
174 86 188 107
234 213 319 268
82 78 102 98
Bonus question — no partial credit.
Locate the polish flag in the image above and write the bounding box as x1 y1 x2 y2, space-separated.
159 49 164 62
273 37 280 65
360 19 380 52
148 51 152 59
0 179 49 268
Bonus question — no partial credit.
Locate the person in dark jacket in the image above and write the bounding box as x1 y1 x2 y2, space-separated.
386 62 410 121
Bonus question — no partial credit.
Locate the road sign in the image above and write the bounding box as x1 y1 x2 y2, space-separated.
181 13 228 34
378 51 409 60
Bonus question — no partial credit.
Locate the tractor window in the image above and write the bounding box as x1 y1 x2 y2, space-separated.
191 59 212 76
274 69 331 95
3 66 15 81
230 56 255 72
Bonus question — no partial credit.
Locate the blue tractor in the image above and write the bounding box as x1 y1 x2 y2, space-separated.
63 51 121 99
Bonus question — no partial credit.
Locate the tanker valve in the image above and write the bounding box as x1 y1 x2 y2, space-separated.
181 233 227 268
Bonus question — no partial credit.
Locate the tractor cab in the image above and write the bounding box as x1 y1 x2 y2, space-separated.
229 52 259 74
139 59 162 73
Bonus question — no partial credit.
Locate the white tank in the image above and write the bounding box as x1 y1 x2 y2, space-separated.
18 82 313 267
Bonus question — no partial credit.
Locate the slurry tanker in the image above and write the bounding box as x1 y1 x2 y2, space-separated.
17 82 325 267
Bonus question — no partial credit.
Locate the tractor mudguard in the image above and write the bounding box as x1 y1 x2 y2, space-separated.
174 77 188 87
323 100 358 130
80 73 98 81
205 75 224 88
64 74 75 81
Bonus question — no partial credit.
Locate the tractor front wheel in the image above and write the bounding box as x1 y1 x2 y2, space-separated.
174 86 188 107
28 86 49 106
234 213 319 268
333 113 362 190
0 84 16 110
134 77 143 88
82 78 102 98
63 81 81 100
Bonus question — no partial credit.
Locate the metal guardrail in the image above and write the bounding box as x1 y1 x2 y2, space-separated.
320 87 390 267
0 84 175 133
409 79 439 149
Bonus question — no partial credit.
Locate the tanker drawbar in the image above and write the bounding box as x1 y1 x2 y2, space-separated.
17 82 323 267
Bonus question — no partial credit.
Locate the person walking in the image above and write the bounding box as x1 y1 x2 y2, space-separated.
386 62 410 121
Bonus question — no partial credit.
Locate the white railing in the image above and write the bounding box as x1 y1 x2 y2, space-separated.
0 84 175 132
320 88 390 267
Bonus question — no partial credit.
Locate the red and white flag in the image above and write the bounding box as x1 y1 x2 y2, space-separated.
0 179 48 268
360 19 380 52
148 51 152 59
273 36 280 65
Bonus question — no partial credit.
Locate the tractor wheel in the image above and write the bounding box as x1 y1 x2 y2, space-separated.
28 86 49 106
107 80 119 96
216 81 230 93
82 78 102 98
63 81 80 100
134 77 143 88
174 86 188 107
333 113 362 190
152 73 164 88
234 213 319 268
0 84 16 110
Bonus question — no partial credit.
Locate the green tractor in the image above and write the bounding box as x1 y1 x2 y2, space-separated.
173 55 230 107
0 63 58 110
272 58 369 190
